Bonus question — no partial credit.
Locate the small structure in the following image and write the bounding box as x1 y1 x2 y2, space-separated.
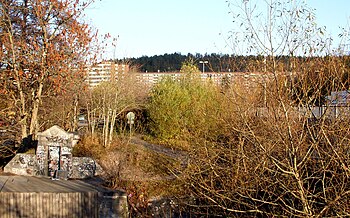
36 125 76 178
4 125 102 179
2 126 127 217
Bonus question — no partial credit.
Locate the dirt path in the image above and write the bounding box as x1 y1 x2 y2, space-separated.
130 136 188 167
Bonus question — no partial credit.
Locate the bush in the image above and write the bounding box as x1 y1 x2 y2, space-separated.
146 73 223 143
72 134 107 159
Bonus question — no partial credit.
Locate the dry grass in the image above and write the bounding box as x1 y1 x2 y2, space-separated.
73 133 181 196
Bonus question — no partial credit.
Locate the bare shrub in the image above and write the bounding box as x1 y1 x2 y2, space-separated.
173 64 350 216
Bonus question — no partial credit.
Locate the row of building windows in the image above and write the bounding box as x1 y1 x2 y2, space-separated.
86 61 274 88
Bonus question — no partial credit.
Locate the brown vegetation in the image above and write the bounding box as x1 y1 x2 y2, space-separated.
0 0 350 217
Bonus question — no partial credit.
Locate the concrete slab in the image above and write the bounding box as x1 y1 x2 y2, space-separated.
0 176 128 217
0 176 102 193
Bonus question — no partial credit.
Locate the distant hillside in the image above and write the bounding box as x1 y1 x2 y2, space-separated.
127 53 236 73
120 53 334 73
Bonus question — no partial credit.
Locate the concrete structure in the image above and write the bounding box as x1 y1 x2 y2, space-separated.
4 154 103 180
1 125 126 217
327 90 350 106
36 125 76 178
4 125 102 179
0 176 128 217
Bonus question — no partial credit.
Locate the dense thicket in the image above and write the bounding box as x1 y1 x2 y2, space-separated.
143 0 350 216
144 56 350 217
0 0 350 216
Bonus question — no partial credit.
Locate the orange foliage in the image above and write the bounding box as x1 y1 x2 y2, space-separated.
0 0 96 138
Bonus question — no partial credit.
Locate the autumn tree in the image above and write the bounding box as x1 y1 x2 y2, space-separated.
0 0 94 140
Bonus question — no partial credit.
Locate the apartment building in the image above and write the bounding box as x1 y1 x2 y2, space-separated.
86 61 276 89
134 71 274 89
86 61 129 87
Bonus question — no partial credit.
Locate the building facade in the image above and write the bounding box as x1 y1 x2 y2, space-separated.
86 61 129 88
86 61 276 89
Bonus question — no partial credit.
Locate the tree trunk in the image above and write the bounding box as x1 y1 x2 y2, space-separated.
86 101 96 136
109 109 117 145
72 94 79 132
103 110 110 147
29 81 43 139
18 86 28 139
7 23 28 139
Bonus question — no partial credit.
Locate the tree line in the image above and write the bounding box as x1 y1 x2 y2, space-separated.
125 53 350 74
127 52 254 72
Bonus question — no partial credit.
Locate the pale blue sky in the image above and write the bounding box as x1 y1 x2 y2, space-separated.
85 0 349 58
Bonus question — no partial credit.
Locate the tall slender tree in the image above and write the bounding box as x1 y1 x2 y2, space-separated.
0 0 94 139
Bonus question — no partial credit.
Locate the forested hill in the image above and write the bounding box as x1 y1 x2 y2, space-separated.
125 53 258 73
122 53 349 73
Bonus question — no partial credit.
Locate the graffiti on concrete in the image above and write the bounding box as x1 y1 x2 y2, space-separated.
35 126 74 178
71 157 96 179
5 125 102 179
4 154 37 176
36 145 45 175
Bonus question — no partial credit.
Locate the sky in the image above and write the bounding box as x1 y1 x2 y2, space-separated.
84 0 350 59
